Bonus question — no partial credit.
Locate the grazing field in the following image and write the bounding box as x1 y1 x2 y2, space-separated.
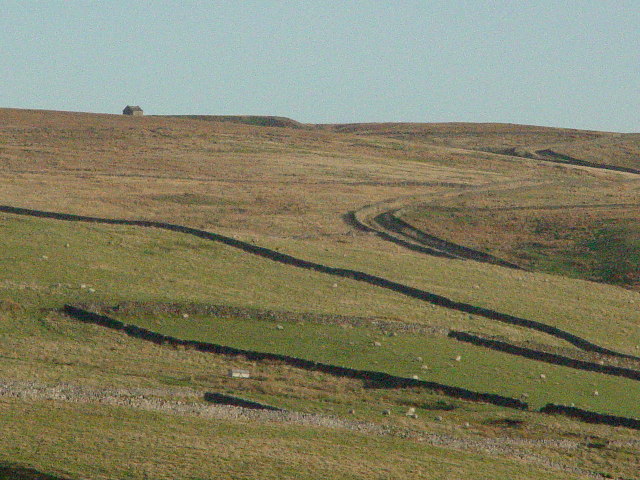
0 108 639 479
107 307 640 416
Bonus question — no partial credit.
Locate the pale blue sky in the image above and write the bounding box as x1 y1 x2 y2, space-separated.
1 1 638 131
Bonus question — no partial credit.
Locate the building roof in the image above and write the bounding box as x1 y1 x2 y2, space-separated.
124 105 143 111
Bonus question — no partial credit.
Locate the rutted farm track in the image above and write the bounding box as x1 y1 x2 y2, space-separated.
350 196 522 269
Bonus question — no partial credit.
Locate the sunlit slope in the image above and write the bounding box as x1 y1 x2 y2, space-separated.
1 108 638 354
1 108 640 479
1 108 628 239
2 214 639 416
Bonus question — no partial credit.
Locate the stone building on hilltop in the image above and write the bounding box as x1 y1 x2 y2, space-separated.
122 105 143 116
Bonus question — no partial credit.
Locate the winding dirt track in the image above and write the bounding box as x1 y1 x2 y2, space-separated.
351 201 522 269
1 204 638 363
351 146 640 270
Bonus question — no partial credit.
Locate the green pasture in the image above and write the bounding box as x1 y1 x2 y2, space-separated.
1 212 605 349
116 309 640 417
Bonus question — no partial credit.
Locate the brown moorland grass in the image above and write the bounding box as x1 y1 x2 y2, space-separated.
319 122 640 171
0 109 608 236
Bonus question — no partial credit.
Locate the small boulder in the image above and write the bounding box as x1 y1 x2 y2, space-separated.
382 409 391 416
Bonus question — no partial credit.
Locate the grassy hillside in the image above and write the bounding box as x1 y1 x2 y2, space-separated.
398 181 640 289
1 108 639 479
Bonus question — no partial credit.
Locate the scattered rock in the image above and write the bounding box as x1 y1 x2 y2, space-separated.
88 288 96 293
593 390 599 396
182 313 189 319
41 255 48 260
435 415 443 422
416 356 423 362
540 374 546 379
373 341 382 347
411 375 419 380
455 355 462 362
276 324 284 330
64 243 70 248
348 409 356 415
421 365 430 370
80 284 87 289
382 409 391 416
463 422 471 428
406 407 416 416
